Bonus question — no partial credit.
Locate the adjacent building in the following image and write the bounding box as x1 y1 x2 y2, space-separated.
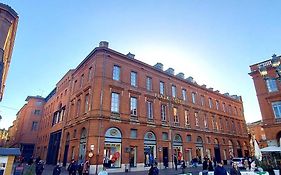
6 96 45 161
247 120 267 149
10 41 249 173
249 55 281 147
0 3 18 101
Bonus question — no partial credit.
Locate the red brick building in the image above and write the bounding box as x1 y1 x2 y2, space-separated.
0 3 18 101
12 41 250 173
7 96 44 161
247 120 267 149
249 55 281 147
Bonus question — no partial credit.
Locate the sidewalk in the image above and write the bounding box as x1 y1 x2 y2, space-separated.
41 164 232 175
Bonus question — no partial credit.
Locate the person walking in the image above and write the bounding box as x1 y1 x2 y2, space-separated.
181 160 187 174
82 161 90 175
98 166 108 175
67 159 77 175
23 159 36 175
173 154 178 171
35 160 44 175
230 162 242 175
208 159 214 171
52 165 61 175
163 156 168 168
148 162 159 175
214 161 227 175
202 158 209 175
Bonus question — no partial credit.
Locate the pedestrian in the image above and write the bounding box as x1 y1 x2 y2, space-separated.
23 159 36 175
203 158 209 175
181 160 187 174
230 162 242 175
35 160 44 175
163 156 168 168
52 165 61 175
67 159 77 175
98 166 108 175
208 159 214 171
148 162 159 175
173 154 178 170
82 161 90 175
78 162 83 175
214 161 227 175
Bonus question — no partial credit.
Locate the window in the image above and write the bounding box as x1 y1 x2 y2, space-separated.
225 119 229 131
130 129 137 139
73 80 77 92
84 94 89 113
160 81 165 95
272 101 281 118
162 132 168 141
219 117 223 130
173 107 179 123
234 107 238 115
192 92 196 104
200 95 204 106
34 110 41 115
186 135 192 142
212 116 216 130
73 129 77 138
130 71 137 87
161 104 167 121
111 93 120 113
232 121 236 133
88 67 93 80
76 99 81 116
80 74 84 88
172 85 177 98
204 114 208 128
113 65 120 81
222 103 226 112
36 101 43 106
195 112 199 126
184 110 190 126
146 77 152 91
182 89 187 101
228 105 232 114
266 79 278 92
209 98 212 108
31 121 38 131
147 101 153 119
206 137 210 143
130 97 137 116
216 100 220 110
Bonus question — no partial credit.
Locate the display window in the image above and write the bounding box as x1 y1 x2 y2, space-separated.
144 145 156 167
129 146 137 167
104 143 121 168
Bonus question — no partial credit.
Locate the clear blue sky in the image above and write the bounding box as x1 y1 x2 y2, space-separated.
1 0 280 129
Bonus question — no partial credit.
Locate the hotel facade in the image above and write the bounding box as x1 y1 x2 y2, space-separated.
14 41 249 173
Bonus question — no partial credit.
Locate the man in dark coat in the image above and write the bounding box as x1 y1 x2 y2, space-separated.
173 154 178 170
53 165 61 175
67 159 77 175
214 161 227 175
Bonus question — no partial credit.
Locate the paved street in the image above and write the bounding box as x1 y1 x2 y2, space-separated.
39 164 232 175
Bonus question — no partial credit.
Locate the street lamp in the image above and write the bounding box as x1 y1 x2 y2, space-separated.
259 54 281 81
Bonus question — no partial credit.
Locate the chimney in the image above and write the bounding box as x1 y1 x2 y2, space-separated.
186 76 194 83
127 52 135 59
176 72 185 79
165 68 174 75
153 63 163 70
224 93 230 96
99 41 109 48
208 88 214 91
201 84 207 88
215 90 220 93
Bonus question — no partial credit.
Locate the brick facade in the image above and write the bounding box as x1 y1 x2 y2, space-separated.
11 41 249 173
249 56 281 147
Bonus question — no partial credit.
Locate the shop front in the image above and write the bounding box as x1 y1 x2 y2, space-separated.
104 127 122 168
195 136 204 163
144 131 156 167
173 134 183 161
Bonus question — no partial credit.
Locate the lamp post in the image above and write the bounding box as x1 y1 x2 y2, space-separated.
259 54 281 81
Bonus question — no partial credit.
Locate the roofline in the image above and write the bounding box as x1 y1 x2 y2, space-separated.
0 3 18 18
25 95 45 101
74 45 243 103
